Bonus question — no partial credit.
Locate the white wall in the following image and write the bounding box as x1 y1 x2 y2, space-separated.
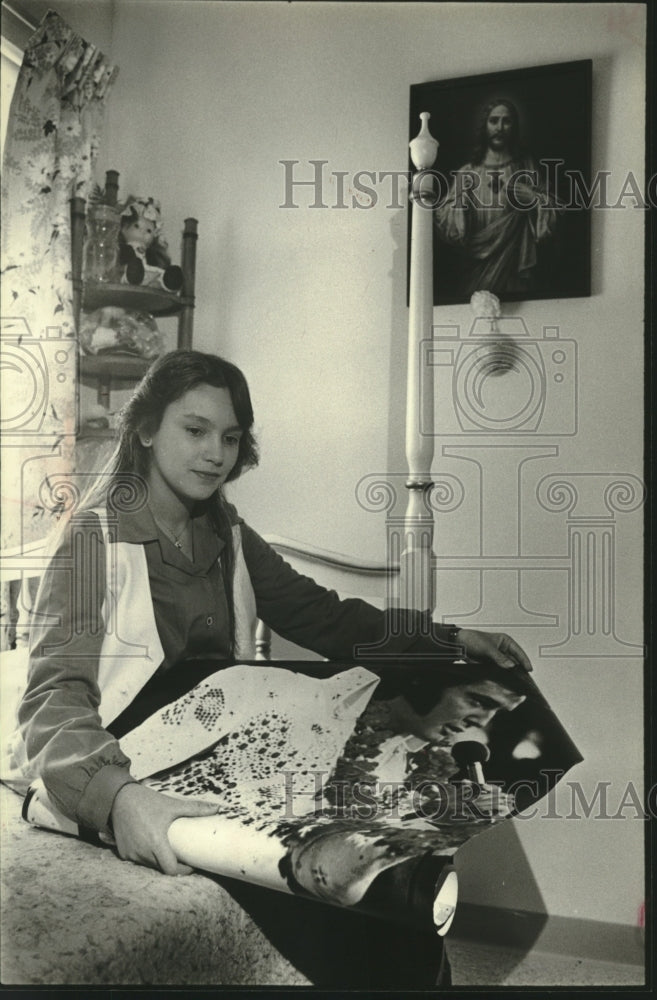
60 1 646 930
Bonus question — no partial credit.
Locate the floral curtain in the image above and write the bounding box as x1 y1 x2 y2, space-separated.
1 10 117 644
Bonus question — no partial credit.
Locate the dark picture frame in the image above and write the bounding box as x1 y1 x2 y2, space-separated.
409 60 592 306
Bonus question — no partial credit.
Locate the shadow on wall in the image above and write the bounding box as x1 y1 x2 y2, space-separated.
452 814 548 969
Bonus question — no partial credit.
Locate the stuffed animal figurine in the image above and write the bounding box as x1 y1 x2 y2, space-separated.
117 196 183 293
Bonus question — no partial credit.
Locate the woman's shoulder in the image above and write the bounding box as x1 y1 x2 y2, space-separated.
39 508 107 572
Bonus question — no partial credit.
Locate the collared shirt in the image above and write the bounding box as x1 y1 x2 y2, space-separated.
115 501 231 669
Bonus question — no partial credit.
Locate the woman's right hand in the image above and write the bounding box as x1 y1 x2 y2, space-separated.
109 782 217 875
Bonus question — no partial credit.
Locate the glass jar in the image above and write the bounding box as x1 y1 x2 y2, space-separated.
84 205 120 283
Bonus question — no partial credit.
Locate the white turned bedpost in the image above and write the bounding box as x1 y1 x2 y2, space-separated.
401 112 438 613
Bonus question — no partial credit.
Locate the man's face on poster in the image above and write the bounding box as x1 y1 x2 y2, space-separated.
486 103 516 153
406 679 525 743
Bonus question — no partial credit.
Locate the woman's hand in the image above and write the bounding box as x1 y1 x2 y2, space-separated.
455 628 533 672
110 782 217 875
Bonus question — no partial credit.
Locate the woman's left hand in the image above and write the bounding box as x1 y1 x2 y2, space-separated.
454 628 533 672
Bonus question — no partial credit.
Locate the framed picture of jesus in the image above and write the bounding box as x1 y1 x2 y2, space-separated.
409 60 592 306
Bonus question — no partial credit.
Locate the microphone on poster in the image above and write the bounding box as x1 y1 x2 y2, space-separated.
451 739 490 786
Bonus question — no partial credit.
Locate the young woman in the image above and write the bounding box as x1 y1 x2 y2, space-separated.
10 350 532 877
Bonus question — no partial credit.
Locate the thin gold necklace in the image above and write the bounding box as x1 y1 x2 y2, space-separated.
152 511 191 550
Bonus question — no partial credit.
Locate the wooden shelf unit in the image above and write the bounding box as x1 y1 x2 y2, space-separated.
72 170 198 432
